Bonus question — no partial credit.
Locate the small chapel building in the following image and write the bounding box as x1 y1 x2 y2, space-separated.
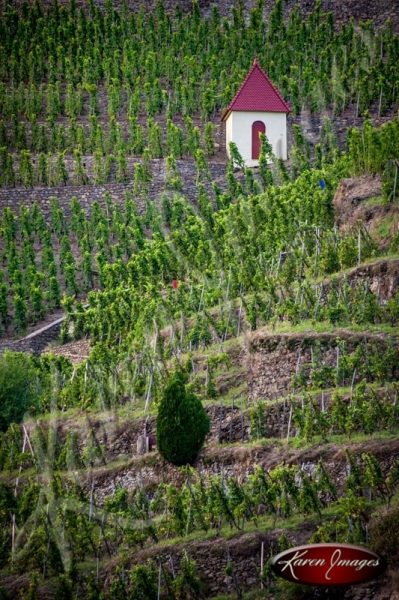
222 59 290 167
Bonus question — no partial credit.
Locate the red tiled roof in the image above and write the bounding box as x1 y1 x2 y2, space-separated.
222 59 290 120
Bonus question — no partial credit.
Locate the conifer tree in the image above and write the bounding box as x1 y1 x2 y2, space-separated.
157 370 210 466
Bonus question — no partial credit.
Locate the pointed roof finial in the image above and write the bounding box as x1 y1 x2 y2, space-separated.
253 57 259 66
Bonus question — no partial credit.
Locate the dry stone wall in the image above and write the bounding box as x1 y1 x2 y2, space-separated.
0 181 142 219
321 258 399 302
1 111 396 222
121 384 397 459
0 317 63 355
86 436 399 504
8 0 399 31
0 160 227 219
120 515 389 600
289 112 395 147
122 529 286 599
246 329 398 402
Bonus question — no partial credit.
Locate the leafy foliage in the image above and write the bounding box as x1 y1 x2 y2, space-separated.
0 351 42 431
157 371 210 465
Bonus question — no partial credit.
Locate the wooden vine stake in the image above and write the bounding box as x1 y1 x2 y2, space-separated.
286 403 293 442
12 425 34 559
350 368 357 403
260 541 264 589
236 297 243 337
157 561 162 600
89 479 95 521
11 513 16 559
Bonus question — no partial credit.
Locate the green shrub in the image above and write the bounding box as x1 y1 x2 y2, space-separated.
129 562 158 600
156 371 210 466
0 351 42 431
371 505 399 563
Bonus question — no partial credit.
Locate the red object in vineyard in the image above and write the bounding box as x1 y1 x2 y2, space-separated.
171 279 179 289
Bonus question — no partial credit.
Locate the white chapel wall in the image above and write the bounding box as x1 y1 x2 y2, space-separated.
225 113 233 152
229 111 287 166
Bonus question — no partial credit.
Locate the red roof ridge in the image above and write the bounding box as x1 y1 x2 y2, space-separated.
222 59 290 120
256 62 291 112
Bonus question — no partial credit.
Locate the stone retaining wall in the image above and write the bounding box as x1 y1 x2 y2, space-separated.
7 0 399 31
0 160 227 219
247 330 398 402
0 317 63 355
121 529 288 599
86 436 399 503
1 111 395 222
326 258 399 302
289 112 395 147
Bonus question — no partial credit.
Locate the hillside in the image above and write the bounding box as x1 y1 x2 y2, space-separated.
0 1 399 599
3 0 399 30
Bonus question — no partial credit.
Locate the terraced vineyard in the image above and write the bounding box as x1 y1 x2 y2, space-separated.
0 1 399 599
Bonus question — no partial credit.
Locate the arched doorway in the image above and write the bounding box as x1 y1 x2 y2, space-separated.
252 120 266 159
